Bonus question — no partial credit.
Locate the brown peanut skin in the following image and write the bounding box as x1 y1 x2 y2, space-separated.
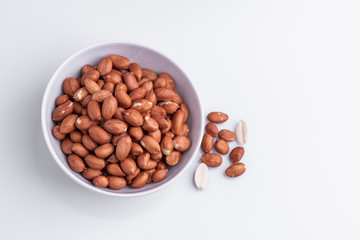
207 112 229 123
214 139 229 155
108 176 126 190
82 168 102 180
229 147 245 163
67 154 86 172
200 153 222 167
152 169 168 182
201 133 213 153
218 129 237 142
205 123 218 137
225 163 246 177
93 176 109 188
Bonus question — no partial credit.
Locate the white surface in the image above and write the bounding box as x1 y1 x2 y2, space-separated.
1 0 359 239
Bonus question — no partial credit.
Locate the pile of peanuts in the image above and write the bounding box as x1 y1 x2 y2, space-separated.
201 112 246 177
51 54 191 190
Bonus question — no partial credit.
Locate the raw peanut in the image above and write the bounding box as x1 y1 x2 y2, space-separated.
52 125 66 140
82 69 100 82
82 134 98 151
178 124 189 137
60 114 78 134
194 163 208 190
63 77 80 97
179 103 189 122
103 119 128 135
148 129 161 143
142 69 157 80
173 136 191 152
52 100 74 121
67 154 86 172
55 94 69 106
93 175 108 188
131 99 153 113
92 90 111 103
122 72 138 91
159 73 175 89
137 153 157 170
236 120 247 144
229 147 245 163
129 87 147 101
120 158 137 175
200 153 222 167
76 116 95 131
69 130 82 143
126 167 141 184
205 123 218 137
114 89 131 108
103 71 122 84
153 77 167 88
106 154 119 164
85 154 105 170
158 117 171 129
142 117 159 132
207 112 228 123
84 79 101 94
146 169 156 183
123 109 144 126
172 110 185 135
95 143 114 158
140 135 161 154
158 101 179 114
87 100 101 121
164 131 175 139
165 151 181 166
72 143 89 158
73 102 84 115
161 136 174 155
218 129 236 142
153 88 177 101
214 139 229 154
81 64 94 75
102 82 115 94
113 107 125 121
145 89 157 106
141 81 153 92
115 82 128 92
149 152 161 161
156 161 166 170
172 92 183 104
106 163 126 177
97 80 105 89
115 134 132 160
128 126 143 141
102 96 118 120
109 55 130 70
225 163 246 177
108 176 126 190
88 126 110 144
82 168 102 180
73 87 89 102
160 120 172 135
129 63 142 81
97 57 112 76
152 169 168 182
61 138 74 155
150 105 167 121
201 133 213 153
81 95 92 107
111 69 123 75
131 172 149 188
130 142 143 156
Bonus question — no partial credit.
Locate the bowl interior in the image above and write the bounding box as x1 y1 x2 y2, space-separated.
42 43 203 196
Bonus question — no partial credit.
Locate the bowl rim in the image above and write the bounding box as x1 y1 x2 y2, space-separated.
41 41 204 197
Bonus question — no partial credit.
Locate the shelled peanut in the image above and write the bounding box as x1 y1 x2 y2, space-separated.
52 54 191 190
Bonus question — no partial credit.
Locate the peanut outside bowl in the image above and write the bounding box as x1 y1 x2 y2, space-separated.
41 42 203 197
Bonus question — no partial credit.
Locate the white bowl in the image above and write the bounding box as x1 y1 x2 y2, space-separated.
41 42 203 197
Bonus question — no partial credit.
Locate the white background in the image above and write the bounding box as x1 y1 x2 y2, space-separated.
1 0 359 239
